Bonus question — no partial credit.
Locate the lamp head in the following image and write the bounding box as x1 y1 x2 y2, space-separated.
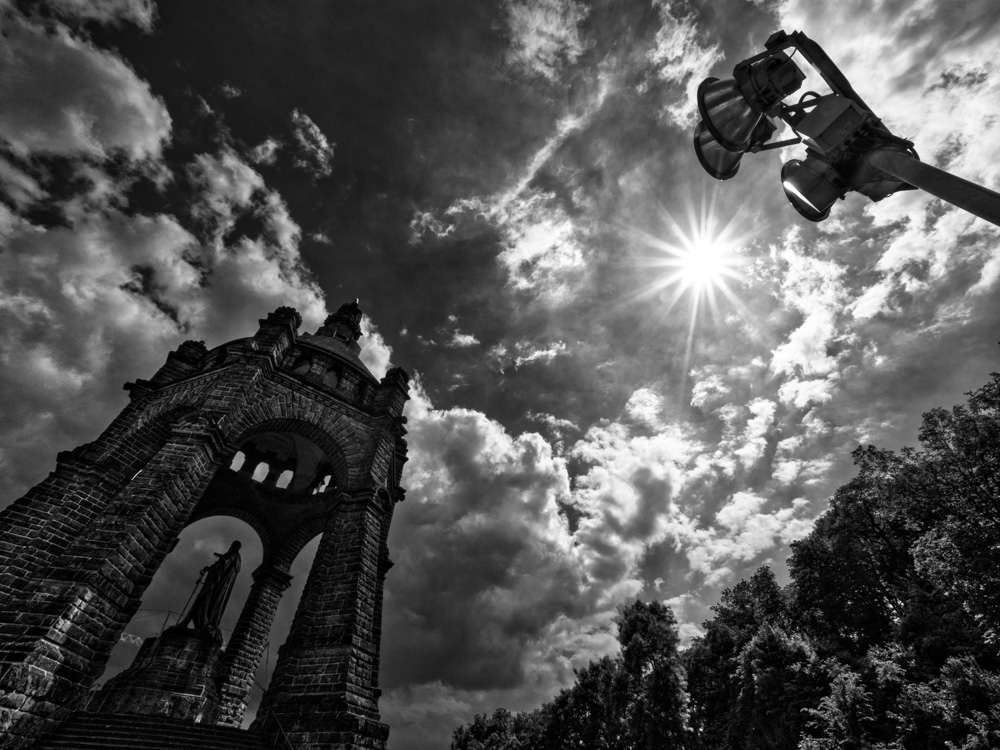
693 120 743 180
781 156 845 221
697 77 761 153
697 52 804 154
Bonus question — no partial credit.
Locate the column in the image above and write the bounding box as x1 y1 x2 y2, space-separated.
251 492 391 750
216 563 292 727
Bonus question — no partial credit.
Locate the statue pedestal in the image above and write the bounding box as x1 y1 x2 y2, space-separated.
90 626 223 724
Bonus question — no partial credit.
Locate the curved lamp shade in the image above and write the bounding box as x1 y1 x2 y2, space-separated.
781 158 844 222
697 77 762 153
694 121 742 180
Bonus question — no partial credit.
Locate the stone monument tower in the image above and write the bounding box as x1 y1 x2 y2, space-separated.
0 302 409 749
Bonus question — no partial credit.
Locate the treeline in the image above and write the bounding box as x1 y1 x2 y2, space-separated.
451 371 1000 749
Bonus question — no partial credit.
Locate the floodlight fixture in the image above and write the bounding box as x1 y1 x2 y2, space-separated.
694 117 778 181
690 30 1000 227
781 157 844 221
697 77 760 153
696 52 804 153
694 120 742 180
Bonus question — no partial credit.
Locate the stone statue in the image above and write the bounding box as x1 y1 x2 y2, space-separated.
179 541 242 645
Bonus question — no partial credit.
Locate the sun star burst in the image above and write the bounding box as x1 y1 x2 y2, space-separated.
630 191 751 380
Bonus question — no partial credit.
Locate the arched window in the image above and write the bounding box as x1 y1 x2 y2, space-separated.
251 462 270 483
275 470 294 490
229 451 247 472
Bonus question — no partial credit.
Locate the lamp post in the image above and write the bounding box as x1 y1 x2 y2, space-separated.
693 30 1000 227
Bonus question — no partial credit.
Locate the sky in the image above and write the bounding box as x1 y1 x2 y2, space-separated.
2 0 1000 747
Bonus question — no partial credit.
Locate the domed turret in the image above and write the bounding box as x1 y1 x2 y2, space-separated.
296 299 375 382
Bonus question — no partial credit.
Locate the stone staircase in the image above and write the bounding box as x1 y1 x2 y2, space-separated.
34 712 271 750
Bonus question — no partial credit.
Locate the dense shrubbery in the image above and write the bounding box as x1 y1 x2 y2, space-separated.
451 371 1000 750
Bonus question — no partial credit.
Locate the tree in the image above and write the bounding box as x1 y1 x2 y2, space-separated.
540 656 626 750
799 668 874 750
907 372 1000 644
734 625 826 750
616 600 689 749
684 567 792 749
454 599 692 750
787 447 914 658
451 707 546 750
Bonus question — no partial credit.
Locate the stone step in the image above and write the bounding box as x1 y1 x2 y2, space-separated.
34 711 270 750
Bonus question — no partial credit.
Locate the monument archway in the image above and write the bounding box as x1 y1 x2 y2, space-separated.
95 516 264 704
0 302 410 750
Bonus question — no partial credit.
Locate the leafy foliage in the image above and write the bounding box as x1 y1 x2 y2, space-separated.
451 707 546 750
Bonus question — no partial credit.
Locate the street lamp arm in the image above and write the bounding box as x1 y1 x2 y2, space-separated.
865 149 1000 227
750 137 803 153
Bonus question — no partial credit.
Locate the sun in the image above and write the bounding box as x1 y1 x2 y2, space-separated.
635 197 745 317
629 192 750 377
670 232 742 297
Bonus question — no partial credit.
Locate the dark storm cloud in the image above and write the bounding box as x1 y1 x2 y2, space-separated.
383 395 587 690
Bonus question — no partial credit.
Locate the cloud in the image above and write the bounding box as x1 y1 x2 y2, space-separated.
384 381 586 694
219 82 242 99
648 0 724 129
290 108 334 178
714 491 766 532
0 16 170 159
502 0 589 81
42 0 156 29
408 209 455 244
670 491 812 585
733 398 776 469
446 331 480 348
495 191 587 299
188 149 265 229
0 155 47 209
0 205 194 498
425 75 610 304
380 682 476 750
623 387 665 430
768 231 850 378
249 137 282 166
382 381 714 741
777 378 835 408
360 316 394 380
488 339 568 371
570 416 697 596
526 411 581 448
